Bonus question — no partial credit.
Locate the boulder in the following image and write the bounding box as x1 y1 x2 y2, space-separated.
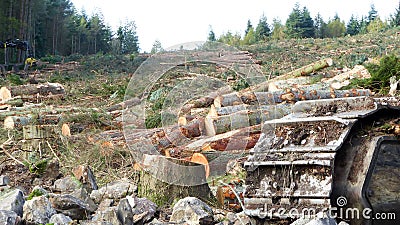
49 213 73 224
71 187 98 212
0 175 10 186
117 198 133 225
0 210 20 225
49 193 95 220
72 165 98 192
130 197 157 223
90 179 137 204
170 197 214 225
53 176 81 193
23 195 56 225
0 189 25 216
91 206 121 225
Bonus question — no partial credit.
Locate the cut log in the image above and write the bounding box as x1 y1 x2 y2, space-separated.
209 104 292 117
0 97 24 109
155 118 205 149
215 89 372 107
62 123 71 136
242 58 333 93
4 114 61 130
106 97 141 112
205 105 288 136
4 115 32 129
177 115 196 126
0 87 12 101
4 82 65 96
185 125 262 152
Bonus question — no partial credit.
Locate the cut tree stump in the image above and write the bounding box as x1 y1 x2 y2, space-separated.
138 154 215 205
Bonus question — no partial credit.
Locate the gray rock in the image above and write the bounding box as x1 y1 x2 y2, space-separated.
23 195 56 225
90 179 137 204
49 213 73 224
92 206 121 225
117 198 133 225
233 212 255 225
338 222 349 225
0 210 20 225
49 193 95 220
0 189 25 216
170 197 214 225
30 186 48 197
291 217 313 225
72 165 98 192
131 197 157 223
71 187 98 212
53 176 81 193
0 176 10 186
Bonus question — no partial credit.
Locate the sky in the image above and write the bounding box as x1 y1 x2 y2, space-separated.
70 0 399 52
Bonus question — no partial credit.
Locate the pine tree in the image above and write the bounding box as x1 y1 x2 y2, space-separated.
271 18 286 40
285 3 302 38
347 15 360 36
326 16 346 38
207 26 216 41
301 7 315 38
255 15 270 41
151 40 164 54
393 1 400 26
117 20 139 54
285 3 315 38
245 19 253 35
368 4 378 24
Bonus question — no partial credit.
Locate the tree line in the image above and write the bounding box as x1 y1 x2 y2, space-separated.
210 2 400 46
0 0 139 59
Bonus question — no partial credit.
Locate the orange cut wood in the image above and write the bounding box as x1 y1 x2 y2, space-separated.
190 153 210 178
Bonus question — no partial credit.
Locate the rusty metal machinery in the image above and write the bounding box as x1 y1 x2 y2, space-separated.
244 96 400 224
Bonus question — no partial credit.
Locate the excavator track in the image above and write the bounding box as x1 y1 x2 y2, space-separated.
244 96 400 224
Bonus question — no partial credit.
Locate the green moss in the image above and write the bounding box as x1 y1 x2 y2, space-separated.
26 188 45 200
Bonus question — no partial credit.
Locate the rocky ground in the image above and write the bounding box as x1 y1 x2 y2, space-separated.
0 163 350 225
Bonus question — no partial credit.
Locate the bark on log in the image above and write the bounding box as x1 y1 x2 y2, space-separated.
242 58 333 93
205 106 288 136
0 97 24 109
23 125 58 140
185 125 261 152
106 97 141 112
215 89 372 107
4 114 61 130
2 83 65 98
209 103 292 117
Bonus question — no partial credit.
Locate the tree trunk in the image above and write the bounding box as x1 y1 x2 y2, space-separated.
1 83 65 100
138 154 215 206
214 89 372 107
209 103 291 117
4 114 61 129
205 106 288 136
242 58 333 93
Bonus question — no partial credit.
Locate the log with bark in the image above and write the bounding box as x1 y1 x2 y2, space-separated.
4 114 61 129
241 58 333 93
209 103 292 117
214 88 372 107
205 105 290 136
185 124 262 152
0 83 65 101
